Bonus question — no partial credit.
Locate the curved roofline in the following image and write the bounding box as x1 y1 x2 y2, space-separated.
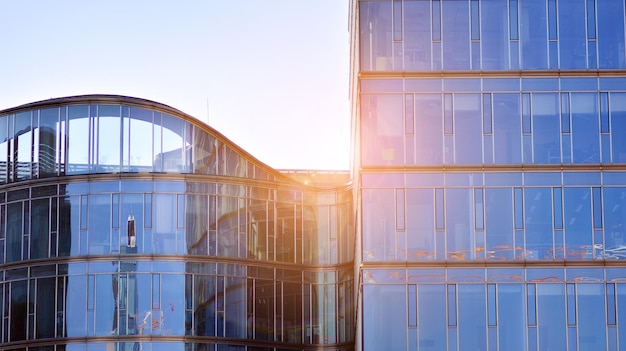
0 95 351 191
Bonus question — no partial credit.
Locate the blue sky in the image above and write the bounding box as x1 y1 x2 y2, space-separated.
0 1 350 170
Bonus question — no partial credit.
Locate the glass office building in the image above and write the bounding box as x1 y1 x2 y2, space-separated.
0 95 355 351
351 0 626 350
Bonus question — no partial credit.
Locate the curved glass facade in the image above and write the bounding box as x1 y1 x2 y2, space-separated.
0 97 354 351
352 0 626 350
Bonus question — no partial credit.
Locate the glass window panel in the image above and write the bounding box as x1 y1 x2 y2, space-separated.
571 93 599 163
493 94 521 164
509 0 519 40
38 108 59 177
608 283 617 325
30 198 50 260
442 0 470 70
128 107 154 172
458 284 486 348
577 284 607 350
520 0 548 69
414 94 443 164
617 284 626 343
406 188 436 260
361 94 404 166
600 92 609 133
403 1 432 70
483 94 492 134
0 115 7 183
418 284 447 349
564 188 593 259
447 284 457 326
485 188 514 260
537 284 566 348
532 94 561 164
363 285 407 350
432 0 441 41
454 94 482 164
586 0 596 39
154 194 177 254
602 188 626 259
480 1 508 70
6 202 23 263
558 0 587 69
525 188 553 260
566 283 576 325
14 111 32 181
67 106 90 175
96 106 120 172
446 188 474 260
360 1 393 71
362 189 394 261
610 93 626 163
498 284 526 348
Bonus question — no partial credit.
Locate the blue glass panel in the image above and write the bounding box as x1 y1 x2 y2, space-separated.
588 40 597 69
362 189 395 261
447 284 457 326
406 94 414 135
393 0 402 42
363 285 407 350
610 93 626 163
597 1 626 69
617 285 626 345
510 41 520 70
558 0 587 69
483 78 520 92
458 285 486 349
561 78 597 91
481 0 510 70
484 172 522 186
454 94 482 164
444 94 453 135
360 79 403 93
408 268 446 283
404 1 432 70
603 134 612 164
586 0 596 39
566 283 576 325
532 93 561 164
537 284 566 349
601 92 609 133
360 94 404 166
564 187 593 259
405 78 442 92
509 0 519 40
600 78 626 90
602 188 626 260
525 188 553 260
472 41 480 70
471 0 479 40
444 79 481 92
528 327 538 350
548 0 557 39
604 172 626 185
524 172 560 186
549 41 558 69
608 326 617 351
475 188 484 230
432 0 441 41
608 283 617 325
448 268 485 282
577 284 607 350
442 0 470 70
563 172 601 185
487 284 496 326
522 78 559 91
493 94 521 164
488 327 497 351
446 173 483 186
487 268 524 282
446 189 474 260
436 188 445 230
498 284 527 349
568 327 578 350
520 0 548 69
445 135 454 165
405 173 444 187
592 187 602 229
414 95 443 165
360 1 393 72
527 268 564 282
433 42 442 70
361 173 404 188
484 135 494 164
527 284 537 326
562 134 572 163
571 93 599 163
408 285 417 326
485 188 514 260
418 285 447 349
561 93 571 133
407 189 435 261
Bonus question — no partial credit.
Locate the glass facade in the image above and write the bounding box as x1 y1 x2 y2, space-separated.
353 0 626 350
0 96 354 351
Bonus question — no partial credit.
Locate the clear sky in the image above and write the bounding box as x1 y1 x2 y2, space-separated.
0 0 350 170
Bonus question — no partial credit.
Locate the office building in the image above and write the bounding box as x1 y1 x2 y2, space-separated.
0 95 354 351
351 0 626 350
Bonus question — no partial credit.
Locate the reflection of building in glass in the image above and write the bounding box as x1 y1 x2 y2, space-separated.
0 95 354 351
351 0 626 350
